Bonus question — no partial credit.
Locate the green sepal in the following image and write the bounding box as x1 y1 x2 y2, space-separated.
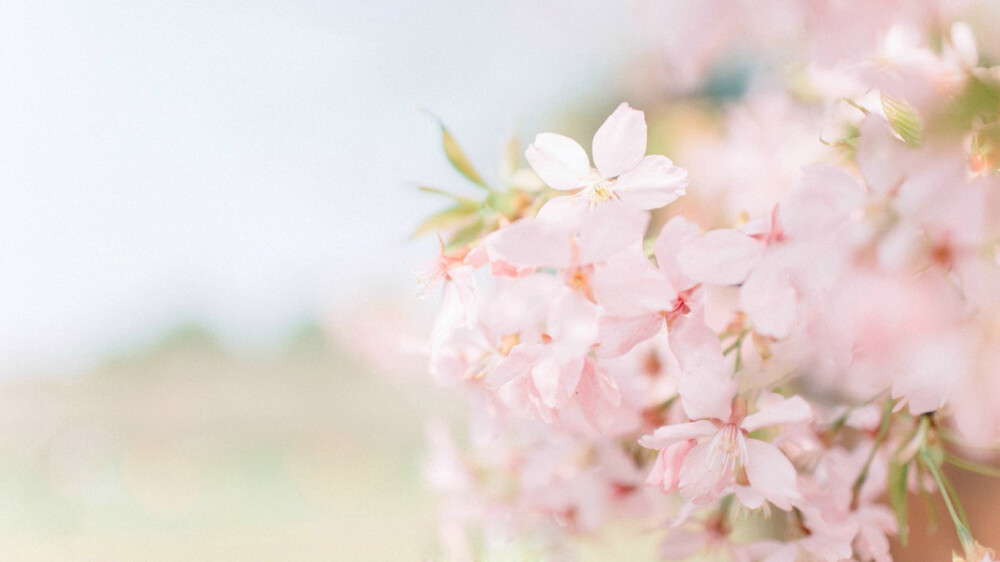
888 459 910 546
446 215 487 250
881 94 924 147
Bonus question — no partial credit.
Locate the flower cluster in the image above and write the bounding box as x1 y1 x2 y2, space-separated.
417 5 1000 560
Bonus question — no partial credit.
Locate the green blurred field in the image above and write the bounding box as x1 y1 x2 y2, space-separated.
0 325 449 561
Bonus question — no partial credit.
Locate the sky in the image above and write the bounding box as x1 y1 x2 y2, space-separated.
0 0 639 376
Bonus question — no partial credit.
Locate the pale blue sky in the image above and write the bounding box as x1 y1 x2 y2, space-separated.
0 0 640 374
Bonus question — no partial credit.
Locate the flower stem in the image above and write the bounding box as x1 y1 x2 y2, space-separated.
852 399 893 502
921 448 975 552
946 453 1000 478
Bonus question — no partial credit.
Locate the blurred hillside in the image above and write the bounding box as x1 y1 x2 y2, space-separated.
0 323 456 561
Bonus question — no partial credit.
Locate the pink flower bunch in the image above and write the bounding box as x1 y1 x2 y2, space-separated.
418 6 1000 560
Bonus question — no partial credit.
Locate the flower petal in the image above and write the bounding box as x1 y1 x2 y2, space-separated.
653 216 701 290
782 163 865 237
486 343 543 388
592 102 647 178
548 289 599 361
576 359 621 431
744 439 802 511
741 395 812 433
678 441 730 505
575 202 650 265
638 420 717 449
595 313 663 358
614 155 689 210
589 245 676 317
740 259 797 338
486 219 573 269
525 132 592 191
531 354 582 409
893 332 968 414
677 229 763 285
646 440 695 494
669 313 735 421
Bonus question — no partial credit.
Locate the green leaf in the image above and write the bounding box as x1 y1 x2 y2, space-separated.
446 215 486 249
422 111 489 188
915 462 940 533
949 75 1000 128
484 189 520 219
416 185 477 205
442 125 489 188
411 202 479 238
946 453 1000 477
881 94 924 147
888 459 910 546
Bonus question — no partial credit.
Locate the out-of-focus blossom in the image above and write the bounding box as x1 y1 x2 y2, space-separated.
416 3 1000 558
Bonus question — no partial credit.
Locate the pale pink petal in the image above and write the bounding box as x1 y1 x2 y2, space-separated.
740 260 797 339
447 265 477 319
638 420 717 449
531 354 583 409
428 284 477 385
575 202 650 265
589 246 676 317
486 344 543 388
893 333 968 414
856 115 909 197
499 374 555 422
487 274 561 334
464 243 489 268
548 289 599 360
592 102 647 179
595 313 663 358
486 219 572 269
678 441 730 505
744 439 802 510
677 369 735 423
535 194 590 225
855 506 896 562
782 164 865 237
614 155 689 210
677 229 763 285
646 440 695 494
670 500 702 527
733 484 766 509
669 313 735 421
525 132 593 191
653 216 700 289
741 395 812 433
576 359 621 431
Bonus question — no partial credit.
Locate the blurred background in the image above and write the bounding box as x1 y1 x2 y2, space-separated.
2 1 999 560
0 1 644 559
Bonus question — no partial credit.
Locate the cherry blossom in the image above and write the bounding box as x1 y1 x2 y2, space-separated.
526 102 688 211
414 4 1000 558
639 394 811 512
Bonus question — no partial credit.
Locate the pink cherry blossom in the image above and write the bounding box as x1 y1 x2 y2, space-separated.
639 394 811 511
415 5 1000 556
526 102 688 211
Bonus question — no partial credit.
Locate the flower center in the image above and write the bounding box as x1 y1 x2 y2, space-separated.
589 178 617 202
709 423 748 477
